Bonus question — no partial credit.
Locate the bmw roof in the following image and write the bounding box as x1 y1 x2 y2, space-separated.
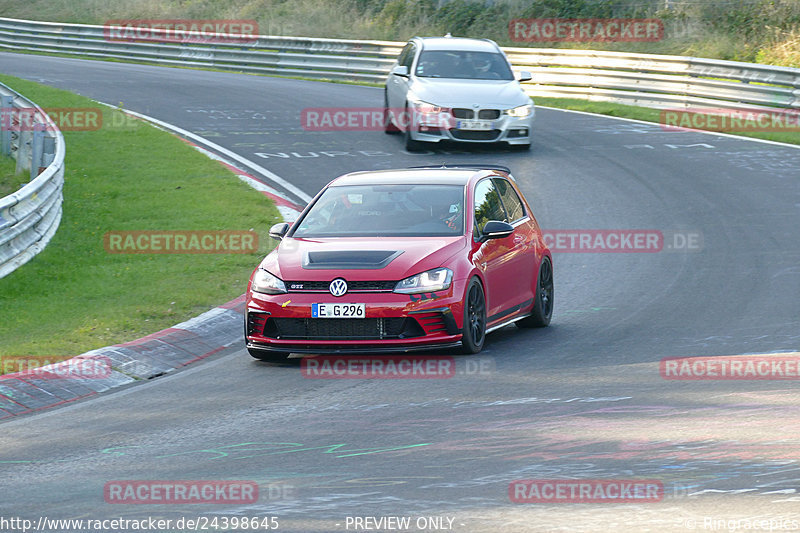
414 36 501 53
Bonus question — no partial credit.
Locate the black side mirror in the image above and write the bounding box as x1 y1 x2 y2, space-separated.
269 222 289 240
481 220 514 241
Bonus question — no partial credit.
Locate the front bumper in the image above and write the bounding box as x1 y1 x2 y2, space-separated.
410 112 533 145
245 286 465 355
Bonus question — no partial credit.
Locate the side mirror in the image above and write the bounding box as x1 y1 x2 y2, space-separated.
481 220 514 241
391 65 409 78
269 222 289 240
516 70 532 82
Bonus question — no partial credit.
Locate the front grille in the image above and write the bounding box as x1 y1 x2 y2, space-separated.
450 129 502 141
265 317 424 340
478 109 501 119
452 108 473 119
286 280 396 292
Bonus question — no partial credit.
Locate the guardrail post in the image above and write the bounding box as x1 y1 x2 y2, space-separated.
42 135 56 167
0 95 12 156
31 122 45 180
15 129 31 175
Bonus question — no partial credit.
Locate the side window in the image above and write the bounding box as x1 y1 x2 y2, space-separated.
400 44 416 68
473 179 506 237
493 178 526 223
396 44 411 68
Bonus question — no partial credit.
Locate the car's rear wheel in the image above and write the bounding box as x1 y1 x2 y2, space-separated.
248 348 290 363
517 256 553 328
461 277 486 354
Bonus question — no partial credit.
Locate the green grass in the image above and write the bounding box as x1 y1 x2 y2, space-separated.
0 74 281 360
0 154 25 197
534 97 800 146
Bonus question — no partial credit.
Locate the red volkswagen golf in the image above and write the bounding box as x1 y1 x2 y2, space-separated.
245 165 552 360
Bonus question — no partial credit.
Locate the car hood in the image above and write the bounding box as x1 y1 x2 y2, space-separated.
409 78 529 109
260 236 467 281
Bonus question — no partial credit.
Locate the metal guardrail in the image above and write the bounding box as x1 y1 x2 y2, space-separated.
1 16 799 112
0 81 65 279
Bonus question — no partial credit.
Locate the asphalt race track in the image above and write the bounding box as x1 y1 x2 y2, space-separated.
1 52 800 532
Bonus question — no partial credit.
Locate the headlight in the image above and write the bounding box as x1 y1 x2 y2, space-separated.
251 268 287 295
408 96 447 114
394 267 453 294
504 104 533 118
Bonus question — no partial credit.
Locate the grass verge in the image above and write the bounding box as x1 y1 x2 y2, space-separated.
0 74 281 361
533 97 800 146
0 154 25 197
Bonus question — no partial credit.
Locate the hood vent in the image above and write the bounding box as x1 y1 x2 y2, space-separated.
302 250 403 270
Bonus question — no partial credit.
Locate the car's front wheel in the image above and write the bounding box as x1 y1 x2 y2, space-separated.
403 103 426 151
461 277 486 354
517 256 553 328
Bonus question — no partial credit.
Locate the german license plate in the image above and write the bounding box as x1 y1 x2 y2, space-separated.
312 303 365 318
457 120 493 130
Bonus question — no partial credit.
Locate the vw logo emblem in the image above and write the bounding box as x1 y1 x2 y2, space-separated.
329 278 348 297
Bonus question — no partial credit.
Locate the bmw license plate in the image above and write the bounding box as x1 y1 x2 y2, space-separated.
456 120 493 130
312 303 365 318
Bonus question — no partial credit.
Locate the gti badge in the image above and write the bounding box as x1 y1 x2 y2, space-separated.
329 278 348 297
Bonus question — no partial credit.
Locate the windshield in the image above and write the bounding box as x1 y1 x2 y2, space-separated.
415 50 514 80
291 184 465 238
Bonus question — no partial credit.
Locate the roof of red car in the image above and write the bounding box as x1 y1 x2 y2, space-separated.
330 168 495 186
